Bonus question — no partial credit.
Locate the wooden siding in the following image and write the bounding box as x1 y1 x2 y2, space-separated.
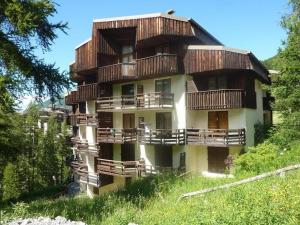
184 49 251 74
76 40 96 72
186 89 257 110
186 128 245 146
98 63 136 83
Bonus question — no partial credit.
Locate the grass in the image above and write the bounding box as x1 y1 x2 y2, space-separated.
1 170 300 225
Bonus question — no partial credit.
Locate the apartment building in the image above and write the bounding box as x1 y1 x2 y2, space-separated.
65 12 271 197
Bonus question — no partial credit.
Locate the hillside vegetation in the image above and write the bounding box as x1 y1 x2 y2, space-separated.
2 143 300 225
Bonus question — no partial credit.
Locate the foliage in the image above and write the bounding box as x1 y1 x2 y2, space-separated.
2 163 22 201
1 170 300 225
0 0 70 102
263 54 281 70
234 141 300 176
254 121 272 145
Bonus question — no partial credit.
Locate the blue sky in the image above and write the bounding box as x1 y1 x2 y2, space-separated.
38 0 288 73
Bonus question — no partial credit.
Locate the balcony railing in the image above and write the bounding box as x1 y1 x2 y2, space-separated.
138 129 185 145
65 91 78 105
186 128 245 146
136 54 178 78
97 128 137 143
69 114 98 126
96 159 145 177
77 83 98 101
79 173 100 187
98 54 178 82
97 92 174 111
70 160 88 175
186 89 257 110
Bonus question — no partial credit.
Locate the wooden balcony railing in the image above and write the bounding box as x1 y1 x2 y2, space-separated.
97 128 137 143
70 160 88 175
69 114 77 126
77 83 98 101
79 173 100 187
136 54 178 78
97 92 174 111
138 129 185 145
98 54 178 82
69 114 98 126
186 89 257 110
96 159 145 177
98 63 136 83
65 91 78 105
186 128 245 146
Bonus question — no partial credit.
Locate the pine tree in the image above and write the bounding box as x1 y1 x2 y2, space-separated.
2 163 21 201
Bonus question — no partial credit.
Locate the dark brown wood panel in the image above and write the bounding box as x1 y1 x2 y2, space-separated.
208 147 229 173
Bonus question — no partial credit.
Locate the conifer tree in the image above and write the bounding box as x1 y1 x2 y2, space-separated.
2 163 21 201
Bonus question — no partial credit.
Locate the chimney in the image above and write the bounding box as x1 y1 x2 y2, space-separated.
167 9 175 15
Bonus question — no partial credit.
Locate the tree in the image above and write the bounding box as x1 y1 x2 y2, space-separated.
37 115 59 186
0 0 70 109
2 163 21 201
269 0 300 147
272 0 300 115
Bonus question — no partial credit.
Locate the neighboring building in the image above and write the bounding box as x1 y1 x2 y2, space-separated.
65 12 271 197
38 103 70 133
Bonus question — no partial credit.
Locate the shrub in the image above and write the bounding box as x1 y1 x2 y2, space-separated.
2 163 22 201
234 141 300 176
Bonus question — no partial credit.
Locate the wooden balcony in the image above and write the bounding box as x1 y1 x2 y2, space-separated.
186 128 245 146
96 159 144 177
98 62 136 83
138 129 185 145
79 173 100 187
77 83 98 101
97 92 174 111
70 160 88 175
97 128 137 143
69 114 98 126
65 91 78 105
136 54 178 79
186 89 257 110
98 54 178 83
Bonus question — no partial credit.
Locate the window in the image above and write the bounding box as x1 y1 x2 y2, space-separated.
208 76 227 90
155 79 171 93
121 45 134 63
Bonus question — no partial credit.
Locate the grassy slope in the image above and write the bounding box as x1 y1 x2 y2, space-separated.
2 170 300 225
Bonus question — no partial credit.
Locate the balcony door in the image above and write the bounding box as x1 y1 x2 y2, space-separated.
123 113 135 129
208 111 228 130
121 45 135 77
156 112 172 138
122 84 134 106
208 147 229 173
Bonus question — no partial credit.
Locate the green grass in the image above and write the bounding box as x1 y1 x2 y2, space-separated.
1 170 300 225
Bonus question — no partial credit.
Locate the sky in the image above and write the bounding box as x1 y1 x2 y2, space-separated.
24 0 288 108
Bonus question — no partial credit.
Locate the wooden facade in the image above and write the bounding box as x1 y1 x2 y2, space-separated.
186 89 256 110
66 13 271 187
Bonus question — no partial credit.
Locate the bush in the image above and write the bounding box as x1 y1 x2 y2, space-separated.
2 163 22 201
234 141 300 176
